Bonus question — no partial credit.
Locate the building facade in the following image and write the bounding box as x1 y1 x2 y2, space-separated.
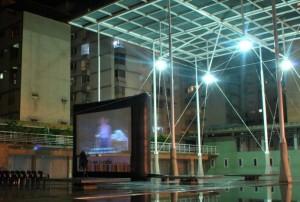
0 10 71 178
0 11 70 124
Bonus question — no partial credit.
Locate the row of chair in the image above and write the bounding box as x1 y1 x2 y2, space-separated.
0 170 48 186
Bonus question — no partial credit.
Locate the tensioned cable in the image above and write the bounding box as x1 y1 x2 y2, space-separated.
178 85 210 144
291 70 300 93
212 59 275 73
252 49 276 80
201 85 209 137
211 51 238 72
241 0 245 35
253 61 281 148
159 81 203 149
252 48 281 145
158 73 172 151
291 67 300 80
179 51 238 143
216 82 264 151
138 68 153 92
177 50 237 144
178 114 196 144
208 25 223 71
268 99 279 146
286 25 300 57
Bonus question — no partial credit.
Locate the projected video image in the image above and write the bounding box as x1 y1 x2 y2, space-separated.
76 107 131 156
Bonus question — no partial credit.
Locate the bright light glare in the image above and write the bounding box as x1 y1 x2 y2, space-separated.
238 39 253 52
155 59 168 71
280 58 293 71
203 73 217 85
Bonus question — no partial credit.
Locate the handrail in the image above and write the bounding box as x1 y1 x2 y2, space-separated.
0 131 217 154
0 130 73 148
150 142 218 155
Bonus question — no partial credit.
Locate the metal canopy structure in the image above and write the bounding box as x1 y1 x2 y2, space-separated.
70 0 300 63
70 0 298 181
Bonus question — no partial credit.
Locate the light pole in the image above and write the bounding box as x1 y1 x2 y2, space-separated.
195 58 204 177
152 43 160 175
259 46 272 174
97 24 101 101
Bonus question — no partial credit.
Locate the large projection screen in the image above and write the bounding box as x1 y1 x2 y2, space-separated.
76 107 131 173
73 93 150 180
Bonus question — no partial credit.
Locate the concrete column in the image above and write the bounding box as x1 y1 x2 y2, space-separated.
67 156 71 178
31 155 36 170
0 144 9 169
190 159 195 176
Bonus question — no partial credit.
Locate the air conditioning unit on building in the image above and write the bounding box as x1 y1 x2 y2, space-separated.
29 116 38 122
80 60 90 71
31 92 39 100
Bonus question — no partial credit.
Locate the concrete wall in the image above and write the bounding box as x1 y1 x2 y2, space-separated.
0 143 72 178
205 136 300 177
205 85 227 127
20 12 70 124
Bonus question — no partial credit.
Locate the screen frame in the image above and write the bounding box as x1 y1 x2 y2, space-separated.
73 93 150 180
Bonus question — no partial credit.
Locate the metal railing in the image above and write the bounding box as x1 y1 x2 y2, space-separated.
0 130 73 148
0 131 217 154
151 142 218 155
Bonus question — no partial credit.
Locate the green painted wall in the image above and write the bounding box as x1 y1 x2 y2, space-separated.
205 136 300 177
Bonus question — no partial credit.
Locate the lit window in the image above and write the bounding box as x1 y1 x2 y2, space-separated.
0 73 3 79
81 43 90 55
12 43 19 48
187 85 196 94
113 40 123 48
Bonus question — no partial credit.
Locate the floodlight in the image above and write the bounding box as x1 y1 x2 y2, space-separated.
155 59 168 71
203 73 217 85
280 58 293 71
238 38 253 52
113 40 121 48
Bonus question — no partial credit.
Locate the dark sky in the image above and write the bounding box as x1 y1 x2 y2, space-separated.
0 0 117 22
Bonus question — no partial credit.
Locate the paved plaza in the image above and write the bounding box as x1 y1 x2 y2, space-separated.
0 176 299 202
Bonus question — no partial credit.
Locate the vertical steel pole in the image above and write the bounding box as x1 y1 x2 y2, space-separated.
259 47 271 174
153 43 160 174
195 58 204 176
168 0 178 176
97 24 101 101
271 0 292 183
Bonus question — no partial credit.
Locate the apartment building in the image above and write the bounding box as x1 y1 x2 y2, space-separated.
0 10 70 124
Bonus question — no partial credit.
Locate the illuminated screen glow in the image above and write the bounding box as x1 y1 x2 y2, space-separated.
76 107 131 172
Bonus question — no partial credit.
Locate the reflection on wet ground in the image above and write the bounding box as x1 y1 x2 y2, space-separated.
0 176 298 202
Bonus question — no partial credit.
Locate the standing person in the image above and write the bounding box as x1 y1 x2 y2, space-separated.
95 118 112 148
79 150 88 177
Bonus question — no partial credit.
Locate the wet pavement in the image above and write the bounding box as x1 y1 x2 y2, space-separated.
0 176 299 202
